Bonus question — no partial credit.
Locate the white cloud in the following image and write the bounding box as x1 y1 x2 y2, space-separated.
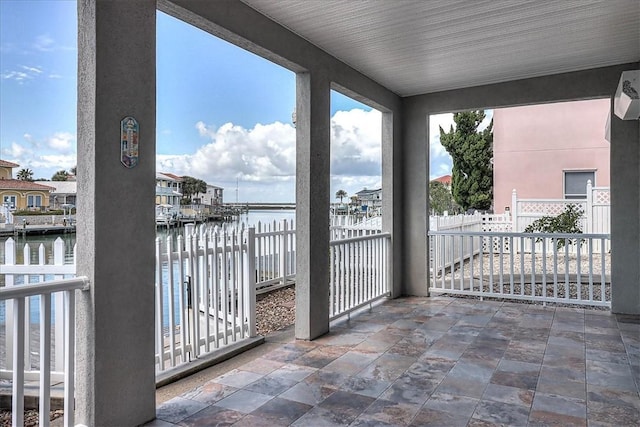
32 154 76 171
158 120 296 187
47 132 75 151
1 70 31 82
429 113 454 160
158 109 384 201
0 132 77 180
330 109 381 177
48 74 62 79
21 65 42 74
4 141 32 158
2 64 46 83
33 34 55 52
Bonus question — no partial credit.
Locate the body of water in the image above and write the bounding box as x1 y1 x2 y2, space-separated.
0 209 295 325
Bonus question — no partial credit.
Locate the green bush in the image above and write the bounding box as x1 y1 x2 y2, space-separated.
524 204 584 248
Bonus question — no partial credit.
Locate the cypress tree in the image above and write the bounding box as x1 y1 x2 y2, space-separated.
439 111 493 211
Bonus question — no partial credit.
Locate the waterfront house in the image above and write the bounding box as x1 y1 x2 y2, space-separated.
35 180 77 209
0 160 54 211
155 172 183 207
18 2 638 425
203 183 224 206
355 188 382 214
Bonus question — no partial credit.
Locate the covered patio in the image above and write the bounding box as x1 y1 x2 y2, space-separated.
146 296 640 426
69 0 639 425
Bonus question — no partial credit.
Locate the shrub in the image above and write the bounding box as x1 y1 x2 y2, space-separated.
524 204 584 248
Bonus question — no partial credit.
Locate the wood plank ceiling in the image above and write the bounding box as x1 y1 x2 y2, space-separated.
242 0 640 96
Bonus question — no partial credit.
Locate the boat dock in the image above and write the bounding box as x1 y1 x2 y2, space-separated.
0 224 76 237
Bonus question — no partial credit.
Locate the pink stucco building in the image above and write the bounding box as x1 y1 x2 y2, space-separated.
493 99 611 213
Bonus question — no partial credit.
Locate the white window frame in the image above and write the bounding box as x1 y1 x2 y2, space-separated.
3 195 17 209
27 194 42 208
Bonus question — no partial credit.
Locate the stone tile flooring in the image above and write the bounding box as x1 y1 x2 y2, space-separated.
145 297 640 426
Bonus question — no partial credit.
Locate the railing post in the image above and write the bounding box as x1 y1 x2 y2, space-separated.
5 238 15 371
511 189 518 232
54 238 65 372
279 219 288 285
23 244 33 371
586 180 593 233
245 227 256 337
12 297 25 427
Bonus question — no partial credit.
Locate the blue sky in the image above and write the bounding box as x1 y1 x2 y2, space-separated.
1 1 458 202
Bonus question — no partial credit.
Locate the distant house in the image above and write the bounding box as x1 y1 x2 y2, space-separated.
156 172 183 207
35 180 77 209
493 99 610 213
431 174 452 187
0 160 54 210
203 184 224 205
355 188 382 213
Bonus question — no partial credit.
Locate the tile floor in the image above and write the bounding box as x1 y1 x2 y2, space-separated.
145 296 640 426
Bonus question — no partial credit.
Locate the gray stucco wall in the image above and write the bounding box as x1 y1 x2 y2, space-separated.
76 1 157 425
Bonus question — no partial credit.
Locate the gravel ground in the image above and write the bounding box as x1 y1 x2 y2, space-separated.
435 253 612 307
256 285 296 336
0 409 63 427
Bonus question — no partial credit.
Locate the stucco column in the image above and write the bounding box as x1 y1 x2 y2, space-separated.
610 106 640 315
295 72 331 340
400 99 429 296
76 1 157 425
381 111 403 298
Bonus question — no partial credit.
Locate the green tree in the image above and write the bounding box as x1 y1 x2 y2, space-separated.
181 176 208 203
439 111 493 211
429 180 459 215
52 170 69 181
335 189 347 203
16 168 34 181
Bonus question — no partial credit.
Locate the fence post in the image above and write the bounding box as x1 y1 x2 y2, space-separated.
4 238 15 370
585 180 593 233
53 238 65 372
279 220 287 285
511 189 518 233
245 227 256 337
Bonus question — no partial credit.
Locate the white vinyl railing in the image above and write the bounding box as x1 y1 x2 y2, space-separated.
329 233 391 320
254 220 296 294
155 224 256 372
0 277 88 427
429 231 611 307
0 219 388 422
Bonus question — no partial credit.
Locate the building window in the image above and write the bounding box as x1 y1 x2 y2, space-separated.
27 195 42 207
564 171 595 199
3 195 16 209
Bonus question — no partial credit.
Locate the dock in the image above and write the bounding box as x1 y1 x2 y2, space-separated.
0 224 76 237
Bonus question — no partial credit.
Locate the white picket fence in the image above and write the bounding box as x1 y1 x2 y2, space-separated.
154 224 256 372
0 236 83 426
0 219 389 424
329 233 391 320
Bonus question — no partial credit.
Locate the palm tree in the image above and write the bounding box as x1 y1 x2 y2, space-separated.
16 168 34 181
335 189 347 203
52 170 69 181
